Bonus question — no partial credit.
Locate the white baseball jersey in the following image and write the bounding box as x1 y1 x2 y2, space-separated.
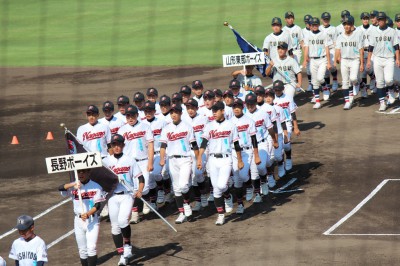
159 121 195 157
155 102 162 116
302 27 311 42
272 104 285 134
103 154 143 192
9 236 48 265
61 180 105 215
138 110 146 121
193 95 205 108
336 24 344 38
359 24 373 49
335 30 364 59
319 25 337 45
202 119 239 154
77 122 111 157
198 106 232 122
230 114 256 148
156 112 173 124
304 31 333 57
271 56 301 86
283 24 304 50
114 112 127 124
263 31 293 61
117 121 154 160
369 26 399 58
236 74 262 90
142 117 167 152
258 102 277 123
99 115 125 135
273 93 297 122
246 108 273 142
182 113 209 145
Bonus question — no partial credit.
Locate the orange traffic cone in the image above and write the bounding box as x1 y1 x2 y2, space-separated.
11 136 19 144
46 131 54 140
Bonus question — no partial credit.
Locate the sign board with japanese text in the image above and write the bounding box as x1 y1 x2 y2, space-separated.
222 52 265 67
45 152 102 174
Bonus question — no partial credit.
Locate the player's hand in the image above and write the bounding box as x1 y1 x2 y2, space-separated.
302 61 307 69
366 61 371 70
327 63 332 70
238 160 244 170
359 64 364 72
293 127 301 136
284 135 289 144
159 158 165 167
80 213 89 221
254 154 261 165
135 190 143 198
273 141 279 149
269 60 274 67
147 162 154 172
197 159 203 170
74 181 81 190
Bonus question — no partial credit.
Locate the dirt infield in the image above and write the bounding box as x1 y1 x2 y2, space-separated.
0 66 400 265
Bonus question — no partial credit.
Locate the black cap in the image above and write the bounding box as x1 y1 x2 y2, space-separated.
273 80 285 90
133 92 145 102
277 42 289 49
310 17 320 25
16 215 34 230
387 17 393 27
86 105 99 114
180 85 192 95
342 15 355 25
211 101 225 111
146 87 158 96
172 92 183 102
232 98 244 107
159 95 171 106
223 89 234 97
271 17 282 25
117 95 129 105
185 98 199 108
377 11 386 20
102 101 114 111
192 80 203 89
229 79 241 89
304 14 312 23
255 85 266 95
213 88 223 97
370 10 378 17
321 12 331 19
170 103 183 112
143 101 156 111
265 88 275 97
395 14 400 21
204 90 216 99
285 11 294 18
245 93 257 105
360 12 370 19
341 10 350 17
111 134 124 144
125 105 138 115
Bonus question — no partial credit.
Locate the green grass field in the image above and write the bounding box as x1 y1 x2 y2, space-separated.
0 0 398 67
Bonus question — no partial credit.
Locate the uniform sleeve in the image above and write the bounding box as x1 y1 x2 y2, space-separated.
93 185 106 203
303 35 309 47
188 126 195 143
131 160 143 179
231 123 239 142
76 126 84 142
105 125 111 144
263 114 273 129
249 119 257 136
269 107 277 123
9 240 17 260
394 30 399 46
369 30 376 46
289 99 298 113
286 32 293 50
325 34 333 47
292 58 301 74
145 124 154 143
262 35 270 50
298 27 304 42
159 125 168 143
36 239 48 262
331 27 338 43
202 123 211 140
357 32 364 50
335 36 342 49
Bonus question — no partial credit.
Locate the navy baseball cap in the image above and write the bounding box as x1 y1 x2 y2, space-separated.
370 10 379 17
172 92 183 102
223 89 234 97
387 17 394 27
16 215 34 230
342 15 355 25
265 88 275 97
86 105 99 114
229 79 241 89
192 80 203 89
204 90 216 99
211 101 225 111
146 87 158 96
341 10 351 17
304 14 312 23
213 88 223 97
377 11 386 20
360 12 370 19
321 12 331 20
180 85 192 95
117 95 129 105
125 105 138 115
271 17 282 25
185 98 198 108
285 11 294 18
255 85 266 95
133 92 145 102
245 93 257 105
159 95 171 106
143 101 156 111
310 17 320 25
277 42 289 49
102 101 114 111
273 80 285 90
111 134 124 144
170 103 183 112
395 14 400 21
232 98 244 108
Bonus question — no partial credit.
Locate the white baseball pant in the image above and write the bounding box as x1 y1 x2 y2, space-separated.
168 156 192 196
208 155 232 197
340 58 360 89
250 141 271 180
151 153 168 182
108 194 133 235
136 159 155 194
293 49 302 65
284 84 296 99
311 57 328 89
394 65 400 85
74 215 100 259
191 152 206 186
232 148 252 188
273 134 284 162
324 48 335 78
373 56 394 88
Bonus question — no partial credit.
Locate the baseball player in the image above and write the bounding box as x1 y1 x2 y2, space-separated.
9 215 48 266
133 92 146 121
231 98 261 213
180 85 192 105
222 89 235 107
199 90 233 121
58 169 105 266
394 14 400 94
370 10 379 27
197 101 242 225
367 11 400 111
99 101 125 135
103 134 144 266
265 42 302 98
183 98 209 211
283 11 304 65
117 105 155 222
77 105 112 158
159 104 199 224
213 88 224 102
263 17 293 62
303 14 314 92
336 10 351 38
146 87 162 115
158 95 173 124
320 12 339 92
231 65 262 92
229 79 246 101
171 92 187 112
334 15 364 110
192 80 205 108
114 95 130 123
302 17 333 109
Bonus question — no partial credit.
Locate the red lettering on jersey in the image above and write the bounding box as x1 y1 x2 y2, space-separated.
153 129 162 136
255 120 264 127
123 131 146 140
193 124 205 132
72 190 97 200
210 130 231 139
237 124 249 132
111 127 120 134
167 131 188 141
208 116 215 122
111 166 131 174
83 131 106 141
267 111 272 115
276 102 289 109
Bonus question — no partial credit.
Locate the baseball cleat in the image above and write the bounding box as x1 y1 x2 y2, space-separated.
285 159 293 171
224 194 233 213
370 79 376 93
215 214 225 225
123 244 133 260
343 102 351 110
349 96 354 105
322 87 330 101
278 164 286 178
100 204 109 218
388 90 396 105
260 182 269 196
332 80 339 91
379 102 387 112
183 203 192 217
156 190 165 204
313 102 321 109
245 187 254 201
192 201 202 212
353 85 360 96
118 255 127 266
142 203 150 215
267 175 277 189
130 211 139 224
200 194 208 207
361 87 368 98
236 204 245 214
307 84 313 92
175 212 187 224
207 193 214 202
149 202 157 212
253 193 263 203
311 96 316 103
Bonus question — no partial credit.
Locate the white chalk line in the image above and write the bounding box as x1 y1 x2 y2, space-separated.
0 198 71 240
47 229 75 249
327 233 400 236
323 179 400 236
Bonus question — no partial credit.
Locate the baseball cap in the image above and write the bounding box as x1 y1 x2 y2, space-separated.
377 11 386 20
102 101 114 111
271 17 282 25
223 89 234 98
277 42 289 49
360 12 370 19
111 134 124 144
273 80 285 90
395 14 400 21
245 93 257 105
159 95 171 106
229 79 241 89
86 105 99 114
321 12 331 20
170 103 183 112
203 90 216 99
117 95 129 105
341 10 351 17
125 105 138 115
370 10 379 18
387 17 394 27
180 85 192 95
172 92 183 102
342 15 355 25
16 215 34 231
285 11 294 19
143 101 156 111
211 101 225 111
213 88 223 97
146 87 158 96
185 98 198 108
265 88 275 97
232 98 244 107
255 85 266 95
310 17 320 25
133 92 145 102
192 80 203 89
304 14 312 23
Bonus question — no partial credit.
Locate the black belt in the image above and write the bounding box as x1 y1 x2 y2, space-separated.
258 138 266 144
76 214 96 218
242 146 252 150
364 48 369 51
311 56 326 59
211 153 230 158
135 158 147 162
114 191 126 195
154 151 160 155
171 155 190 158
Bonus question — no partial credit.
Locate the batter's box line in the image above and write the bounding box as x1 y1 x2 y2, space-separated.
323 179 400 236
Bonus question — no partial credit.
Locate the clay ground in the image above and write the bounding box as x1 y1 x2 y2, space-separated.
0 66 400 265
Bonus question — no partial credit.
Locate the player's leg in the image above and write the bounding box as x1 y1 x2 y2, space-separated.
235 150 252 213
360 51 369 98
383 58 396 105
394 64 400 99
74 217 89 265
330 48 339 91
152 153 165 204
282 122 293 172
161 160 173 203
350 59 361 102
118 195 134 264
191 152 207 211
374 57 387 111
178 157 193 217
307 61 313 91
310 59 321 108
251 141 269 202
341 59 351 109
108 195 124 258
85 216 100 266
318 58 330 102
369 55 377 93
169 157 186 224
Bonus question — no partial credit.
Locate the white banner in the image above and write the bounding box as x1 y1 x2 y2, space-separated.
222 52 264 67
45 152 103 174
